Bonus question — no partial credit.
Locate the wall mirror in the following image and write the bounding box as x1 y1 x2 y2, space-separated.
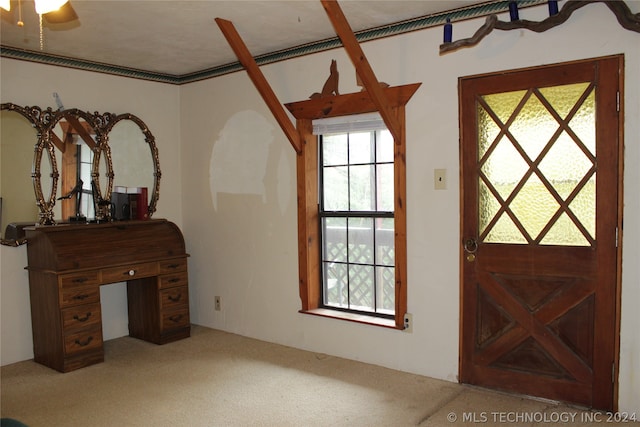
1 107 41 242
0 103 161 246
47 109 110 223
104 114 160 218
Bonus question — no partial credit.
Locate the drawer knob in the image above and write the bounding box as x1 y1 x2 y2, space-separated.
128 270 136 276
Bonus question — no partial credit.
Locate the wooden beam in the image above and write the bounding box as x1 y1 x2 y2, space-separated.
295 118 320 310
215 18 302 154
63 116 96 150
60 144 79 219
50 133 66 152
320 0 402 143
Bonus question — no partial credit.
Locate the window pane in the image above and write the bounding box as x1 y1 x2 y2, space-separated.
323 166 348 210
376 130 394 163
377 163 394 211
80 163 92 190
349 165 374 211
349 132 374 164
482 90 527 128
480 135 528 201
323 134 348 166
509 94 556 161
349 264 374 312
323 217 347 263
510 174 559 240
568 89 595 155
376 218 395 266
324 262 348 308
568 178 595 239
80 144 92 162
348 217 373 264
376 266 395 314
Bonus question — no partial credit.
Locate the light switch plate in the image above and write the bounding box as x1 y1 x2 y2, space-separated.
434 169 447 190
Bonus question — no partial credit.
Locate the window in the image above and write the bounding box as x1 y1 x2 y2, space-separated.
319 127 395 318
78 142 95 218
287 83 418 329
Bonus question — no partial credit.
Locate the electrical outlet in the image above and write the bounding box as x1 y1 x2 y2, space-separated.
403 313 413 333
215 296 221 311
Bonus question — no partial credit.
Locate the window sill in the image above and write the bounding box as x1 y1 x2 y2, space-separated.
300 308 401 330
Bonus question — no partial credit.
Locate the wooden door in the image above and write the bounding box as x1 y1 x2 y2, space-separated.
459 56 622 410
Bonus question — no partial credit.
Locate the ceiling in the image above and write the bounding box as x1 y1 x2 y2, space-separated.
1 0 497 82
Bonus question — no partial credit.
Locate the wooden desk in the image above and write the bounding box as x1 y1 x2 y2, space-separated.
25 220 190 372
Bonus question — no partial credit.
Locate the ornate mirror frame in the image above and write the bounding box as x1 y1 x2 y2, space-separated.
38 108 115 225
1 103 56 245
102 113 161 218
0 103 161 246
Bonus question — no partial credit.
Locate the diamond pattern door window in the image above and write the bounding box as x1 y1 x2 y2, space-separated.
478 82 596 246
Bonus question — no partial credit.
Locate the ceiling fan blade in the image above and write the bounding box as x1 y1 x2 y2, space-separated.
43 1 78 24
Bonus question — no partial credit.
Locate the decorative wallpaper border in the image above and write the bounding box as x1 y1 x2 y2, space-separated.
0 0 546 85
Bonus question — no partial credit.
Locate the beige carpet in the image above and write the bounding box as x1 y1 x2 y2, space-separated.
1 325 637 427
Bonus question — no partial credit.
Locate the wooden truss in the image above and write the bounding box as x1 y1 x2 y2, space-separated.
215 0 420 153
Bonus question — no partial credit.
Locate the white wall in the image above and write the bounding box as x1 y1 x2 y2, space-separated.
0 59 182 362
1 2 637 413
180 3 639 412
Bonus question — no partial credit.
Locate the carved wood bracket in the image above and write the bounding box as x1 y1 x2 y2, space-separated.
285 83 421 120
440 0 640 54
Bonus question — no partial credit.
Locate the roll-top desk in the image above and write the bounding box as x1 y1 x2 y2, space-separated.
25 219 190 372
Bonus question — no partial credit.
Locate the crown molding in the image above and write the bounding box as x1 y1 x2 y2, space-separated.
1 0 546 85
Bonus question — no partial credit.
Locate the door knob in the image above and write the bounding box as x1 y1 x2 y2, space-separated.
463 238 478 262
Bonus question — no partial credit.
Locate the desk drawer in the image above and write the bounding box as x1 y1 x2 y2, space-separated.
161 307 190 331
159 258 187 274
62 303 102 330
59 271 100 289
159 271 188 289
160 286 188 310
101 262 158 283
60 287 100 308
64 327 103 355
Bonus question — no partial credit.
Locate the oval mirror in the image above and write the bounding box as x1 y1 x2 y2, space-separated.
93 141 112 221
0 107 40 243
34 134 58 225
106 114 160 219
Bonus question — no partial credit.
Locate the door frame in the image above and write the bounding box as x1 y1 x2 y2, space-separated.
458 55 624 410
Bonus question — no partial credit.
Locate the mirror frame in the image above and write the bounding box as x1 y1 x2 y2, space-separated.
39 108 114 225
1 103 57 245
0 104 161 246
102 113 161 218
